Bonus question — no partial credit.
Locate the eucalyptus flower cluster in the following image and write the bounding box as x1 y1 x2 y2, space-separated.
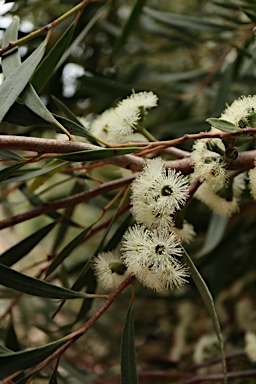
93 158 192 292
80 91 158 143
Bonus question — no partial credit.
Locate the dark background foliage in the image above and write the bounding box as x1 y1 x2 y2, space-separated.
1 0 256 382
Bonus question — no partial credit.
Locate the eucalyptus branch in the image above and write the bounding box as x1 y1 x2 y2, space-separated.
0 135 146 171
0 175 135 230
0 0 98 57
14 275 134 382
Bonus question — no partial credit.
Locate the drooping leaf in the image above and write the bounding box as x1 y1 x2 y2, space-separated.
0 150 25 161
52 147 141 162
182 247 227 383
0 41 46 122
144 6 236 32
5 320 20 353
0 162 26 183
121 298 138 384
196 214 228 258
0 263 90 299
0 222 56 267
113 0 147 55
53 114 100 144
2 161 67 184
206 118 242 132
19 184 81 228
2 17 71 135
0 337 67 379
28 159 67 193
46 224 94 277
3 101 54 127
32 22 76 93
49 369 59 384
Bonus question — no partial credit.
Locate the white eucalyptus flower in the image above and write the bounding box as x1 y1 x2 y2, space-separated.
121 225 182 272
221 95 256 127
171 221 196 244
248 161 256 200
131 158 189 229
245 332 256 363
92 251 129 290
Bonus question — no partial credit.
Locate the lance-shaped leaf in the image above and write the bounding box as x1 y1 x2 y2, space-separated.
0 263 90 299
0 150 25 161
0 40 46 122
32 22 75 92
2 160 67 184
196 214 228 257
2 17 71 135
0 337 67 379
53 114 99 143
206 117 242 132
53 147 141 162
113 0 147 56
121 299 138 384
46 224 94 277
0 222 56 267
0 162 27 183
182 247 227 383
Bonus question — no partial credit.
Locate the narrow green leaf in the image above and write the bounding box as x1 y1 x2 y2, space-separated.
49 370 58 384
0 338 67 379
0 150 25 161
32 22 75 93
53 114 99 144
0 162 26 183
28 159 67 193
0 222 55 267
53 147 141 162
1 16 21 74
0 41 46 122
144 6 235 32
0 263 89 299
2 16 68 133
46 224 94 277
19 184 81 228
3 101 54 127
113 0 147 55
242 8 256 23
51 95 86 126
121 299 138 384
2 161 67 184
196 214 228 258
206 118 242 132
5 320 20 352
55 5 107 70
182 247 227 383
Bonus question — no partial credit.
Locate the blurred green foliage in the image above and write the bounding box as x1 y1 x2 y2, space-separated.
1 0 256 382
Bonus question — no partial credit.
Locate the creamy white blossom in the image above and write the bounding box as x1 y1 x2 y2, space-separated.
245 332 256 363
192 135 228 190
121 225 182 272
221 95 256 127
129 262 189 292
108 91 158 141
194 172 246 217
171 221 196 244
248 161 256 200
92 251 129 290
131 158 189 229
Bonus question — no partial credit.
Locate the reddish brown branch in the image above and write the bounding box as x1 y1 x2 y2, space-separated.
0 176 135 230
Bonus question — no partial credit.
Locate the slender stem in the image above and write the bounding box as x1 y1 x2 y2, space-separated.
0 175 135 230
0 0 98 57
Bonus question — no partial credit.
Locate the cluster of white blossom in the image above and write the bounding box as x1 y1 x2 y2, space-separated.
80 91 158 143
92 93 256 292
93 157 192 292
